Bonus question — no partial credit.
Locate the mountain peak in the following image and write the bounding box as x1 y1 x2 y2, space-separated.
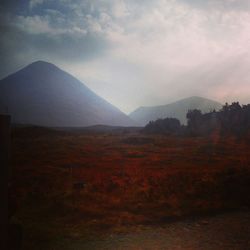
6 60 65 81
29 60 56 66
26 60 59 71
130 96 222 125
184 96 214 101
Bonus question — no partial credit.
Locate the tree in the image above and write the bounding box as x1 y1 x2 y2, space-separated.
186 109 202 135
143 118 181 134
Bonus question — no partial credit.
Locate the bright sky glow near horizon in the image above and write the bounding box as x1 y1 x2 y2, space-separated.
1 0 250 113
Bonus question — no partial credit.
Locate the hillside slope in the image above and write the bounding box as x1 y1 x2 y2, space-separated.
129 96 222 125
0 61 134 127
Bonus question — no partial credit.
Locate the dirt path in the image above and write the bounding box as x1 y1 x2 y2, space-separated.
68 210 250 250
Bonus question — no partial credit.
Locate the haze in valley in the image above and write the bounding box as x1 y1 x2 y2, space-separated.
1 0 250 114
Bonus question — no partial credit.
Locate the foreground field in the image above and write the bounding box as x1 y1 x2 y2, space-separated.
10 127 250 249
26 210 249 250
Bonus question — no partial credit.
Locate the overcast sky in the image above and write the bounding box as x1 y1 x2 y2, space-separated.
1 0 250 113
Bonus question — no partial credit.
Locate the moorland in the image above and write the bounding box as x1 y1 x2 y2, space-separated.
10 123 250 249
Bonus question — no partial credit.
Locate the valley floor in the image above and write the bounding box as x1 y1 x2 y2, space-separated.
9 127 250 249
53 210 250 250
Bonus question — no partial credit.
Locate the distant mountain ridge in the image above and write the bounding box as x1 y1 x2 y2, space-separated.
0 61 134 127
129 96 223 125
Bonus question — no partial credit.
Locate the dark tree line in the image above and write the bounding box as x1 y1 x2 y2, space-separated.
143 118 182 135
219 102 250 137
143 102 250 138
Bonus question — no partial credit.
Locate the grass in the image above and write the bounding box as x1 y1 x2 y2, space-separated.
10 127 250 249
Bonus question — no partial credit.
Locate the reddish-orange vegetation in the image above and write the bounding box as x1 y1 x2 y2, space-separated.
10 127 250 247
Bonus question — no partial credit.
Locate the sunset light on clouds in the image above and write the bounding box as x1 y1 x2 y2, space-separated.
1 0 250 112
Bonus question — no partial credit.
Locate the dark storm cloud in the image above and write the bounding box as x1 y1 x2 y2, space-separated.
0 0 30 14
0 0 111 78
0 26 109 77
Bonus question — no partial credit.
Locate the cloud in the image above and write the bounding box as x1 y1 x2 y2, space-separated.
1 0 250 112
29 0 44 10
0 1 111 76
177 0 250 11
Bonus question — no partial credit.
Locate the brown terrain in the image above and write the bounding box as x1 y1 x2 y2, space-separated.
10 127 250 249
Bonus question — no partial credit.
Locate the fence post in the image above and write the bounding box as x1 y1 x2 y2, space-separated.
0 114 11 249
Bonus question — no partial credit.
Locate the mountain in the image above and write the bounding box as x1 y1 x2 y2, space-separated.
0 61 134 127
129 96 223 125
